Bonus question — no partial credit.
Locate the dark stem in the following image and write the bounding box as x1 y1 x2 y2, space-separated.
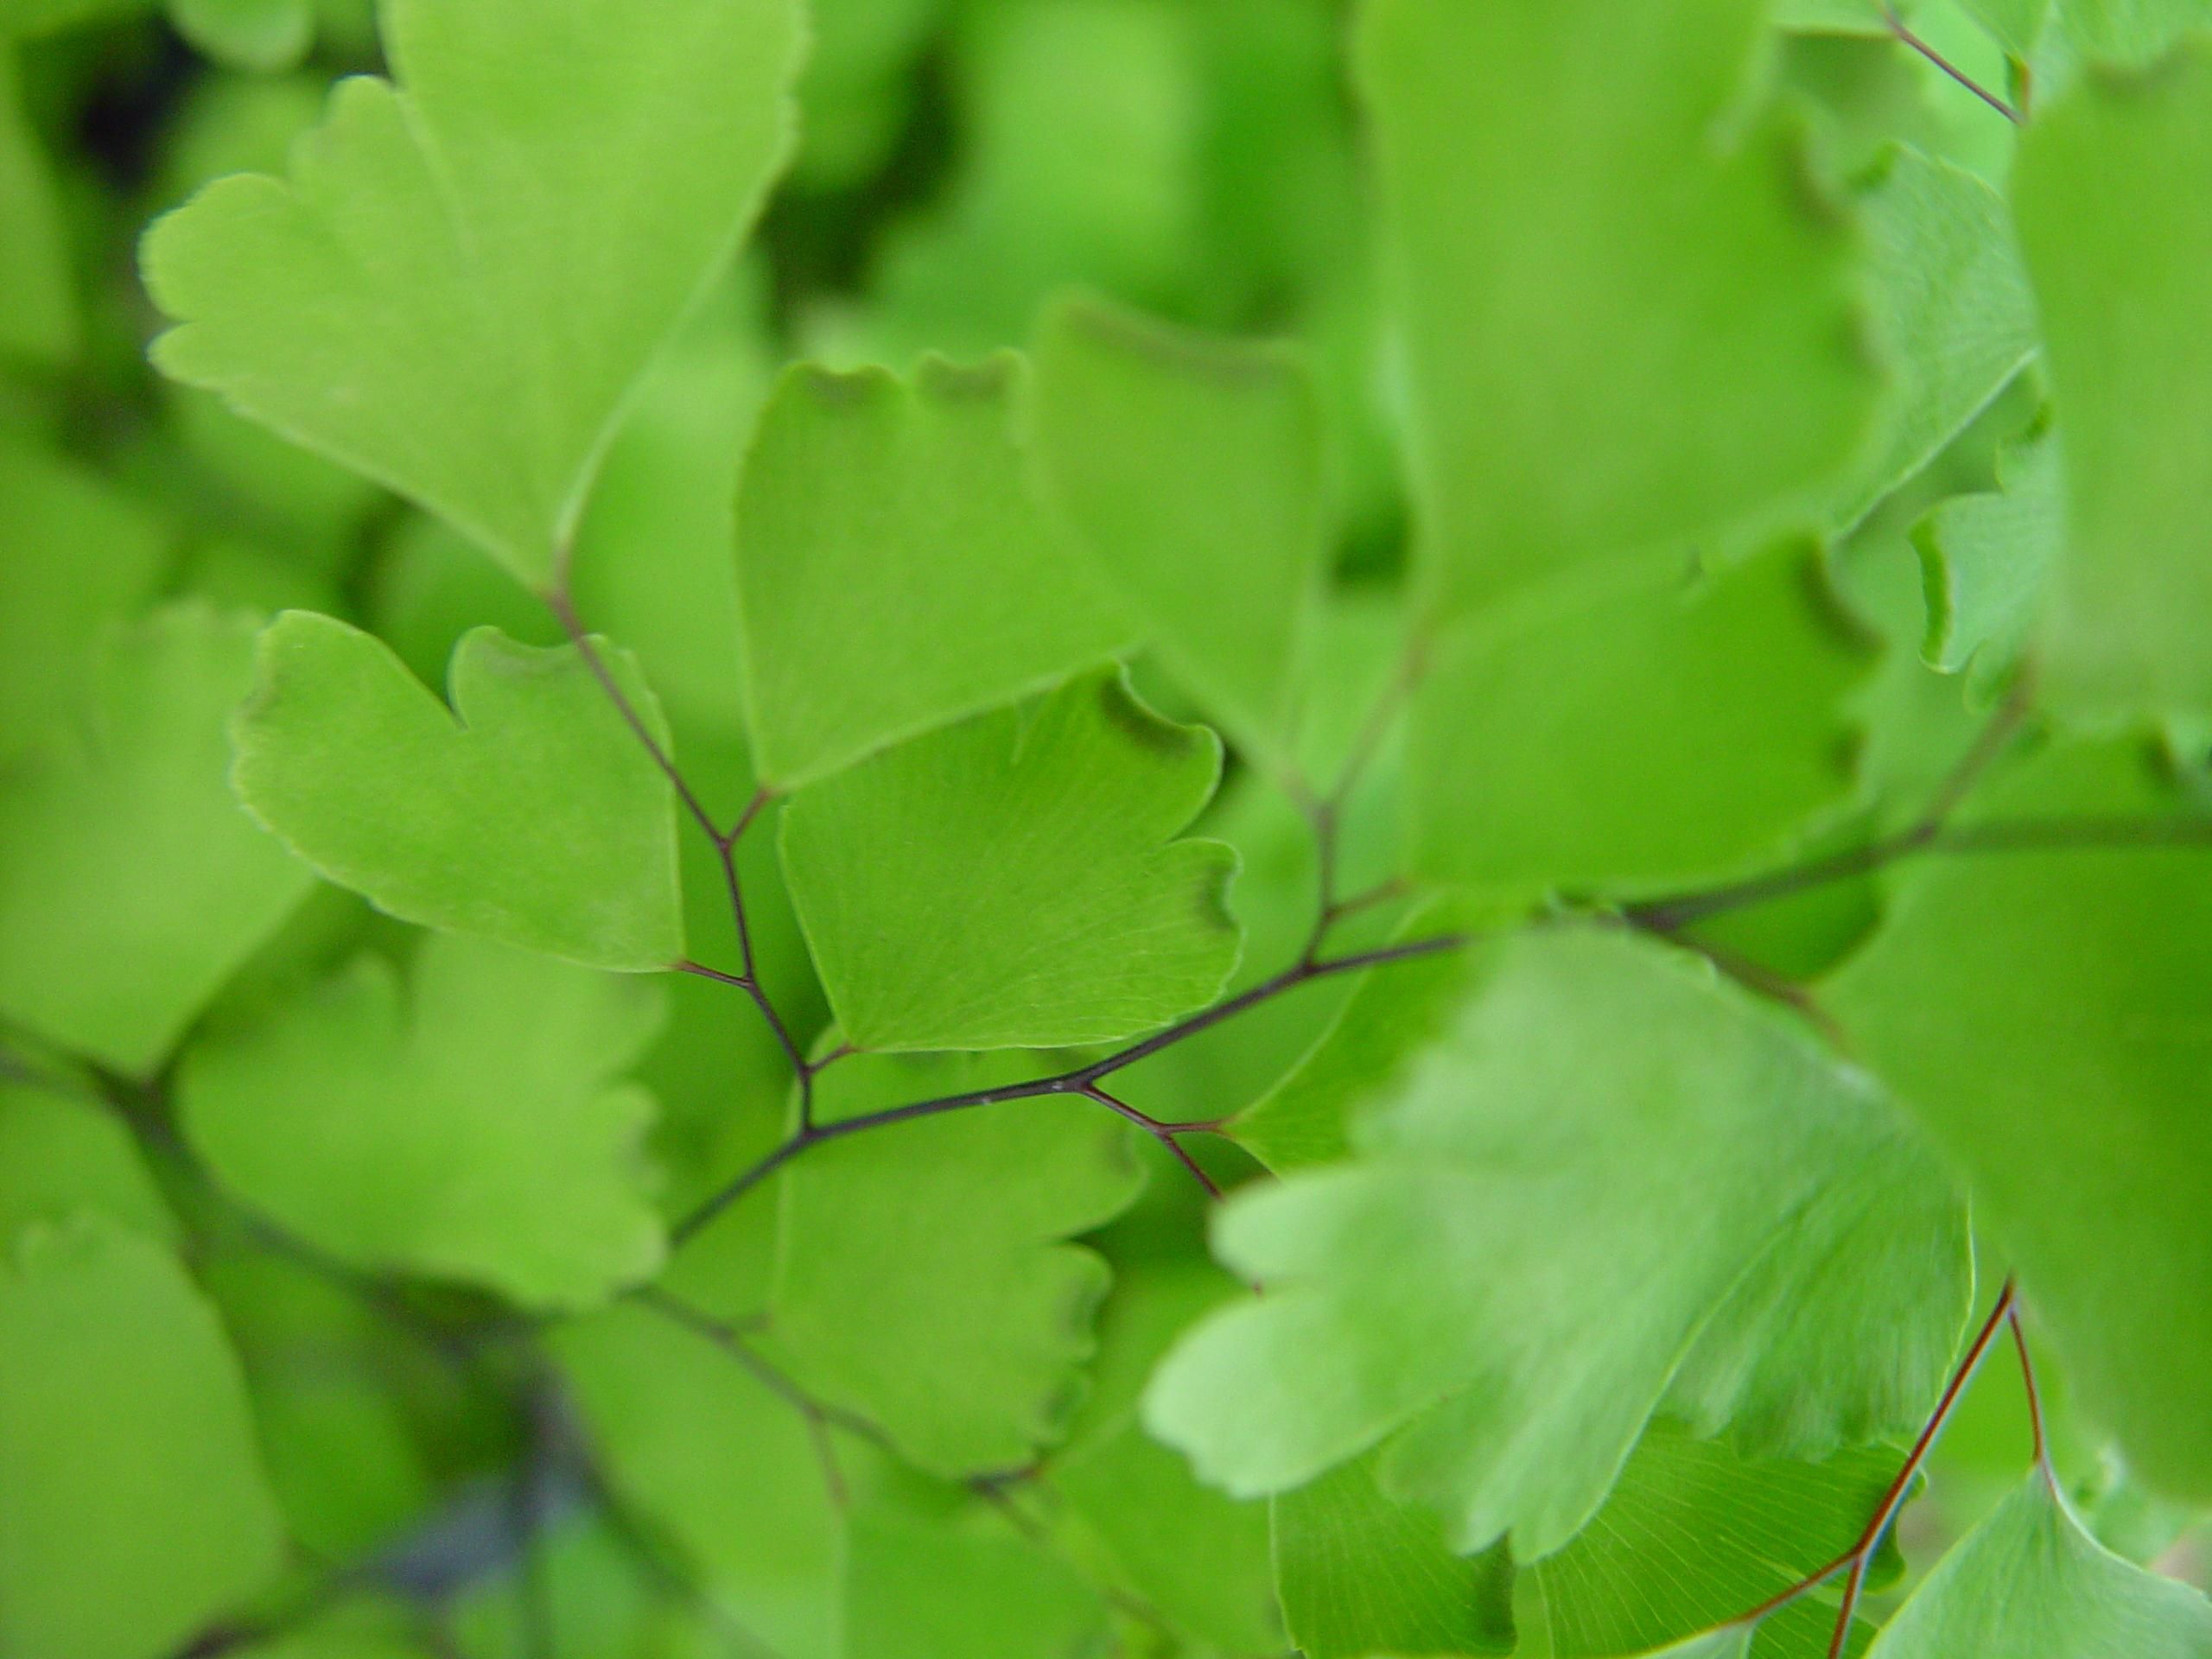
2007 1305 2057 1490
546 590 723 843
1885 5 2024 124
1084 1084 1223 1200
667 933 1471 1248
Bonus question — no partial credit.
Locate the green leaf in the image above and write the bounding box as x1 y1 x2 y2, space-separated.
0 603 315 1075
1028 294 1326 766
2060 0 2212 64
0 48 75 365
1146 926 1967 1557
1359 0 1883 617
1827 737 2212 1501
181 930 665 1309
766 1050 1144 1475
1408 546 1873 900
1913 413 2061 680
778 666 1238 1052
0 438 169 766
1273 1452 1516 1659
232 612 684 972
844 1509 1109 1659
0 1083 175 1249
1864 1474 2212 1656
2013 42 2212 718
733 355 1132 788
554 1301 842 1659
1049 1261 1282 1655
1834 147 2037 531
168 0 312 71
141 0 802 588
0 1216 285 1659
1527 1421 1890 1659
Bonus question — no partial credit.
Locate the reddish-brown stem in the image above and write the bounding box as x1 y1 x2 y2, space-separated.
1884 5 2024 124
1084 1084 1224 1200
2007 1305 2057 1490
547 590 723 842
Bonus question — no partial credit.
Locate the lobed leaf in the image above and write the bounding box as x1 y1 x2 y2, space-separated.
181 931 666 1310
232 613 683 973
142 0 802 588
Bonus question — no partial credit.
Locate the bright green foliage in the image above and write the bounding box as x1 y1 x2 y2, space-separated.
767 1051 1143 1474
1527 1422 1891 1659
180 931 665 1308
1147 927 1967 1556
0 439 168 764
1829 738 2212 1500
141 0 803 588
843 1510 1108 1659
0 1216 285 1659
1050 1262 1281 1655
1029 294 1325 766
554 1300 843 1659
779 667 1238 1051
2060 0 2212 63
0 604 315 1075
1865 1475 2212 1656
1361 0 1883 616
1915 415 2060 678
2014 43 2212 718
232 613 683 971
1837 148 2037 531
734 354 1131 788
0 1084 175 1247
1272 1452 1515 1659
0 50 74 365
168 0 310 70
1408 548 1873 899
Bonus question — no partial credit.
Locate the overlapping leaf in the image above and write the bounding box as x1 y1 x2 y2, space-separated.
181 931 666 1309
1361 0 1884 615
232 613 683 972
1914 415 2060 680
1147 926 1968 1558
1828 737 2212 1500
143 0 803 587
765 1050 1144 1475
778 666 1238 1052
0 1216 285 1659
1408 547 1872 900
1029 294 1326 765
0 604 315 1075
2014 41 2212 716
734 354 1132 789
1864 1474 2212 1656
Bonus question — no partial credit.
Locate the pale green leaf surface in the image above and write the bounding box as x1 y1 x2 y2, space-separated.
1865 1474 2212 1656
844 1510 1109 1659
1834 147 2037 531
2061 0 2212 63
1959 0 2053 55
0 1084 175 1248
779 666 1238 1052
1147 927 1967 1557
1272 1452 1516 1659
0 1216 285 1659
1777 0 1895 33
232 613 683 972
142 0 801 587
767 1050 1144 1475
181 931 664 1308
1529 1422 1891 1659
1029 293 1325 764
1827 737 2212 1499
0 438 168 764
554 1302 842 1659
1408 547 1873 899
1362 0 1883 616
168 0 312 70
0 604 315 1075
2014 44 2212 717
734 354 1132 788
0 48 75 364
1914 415 2061 677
